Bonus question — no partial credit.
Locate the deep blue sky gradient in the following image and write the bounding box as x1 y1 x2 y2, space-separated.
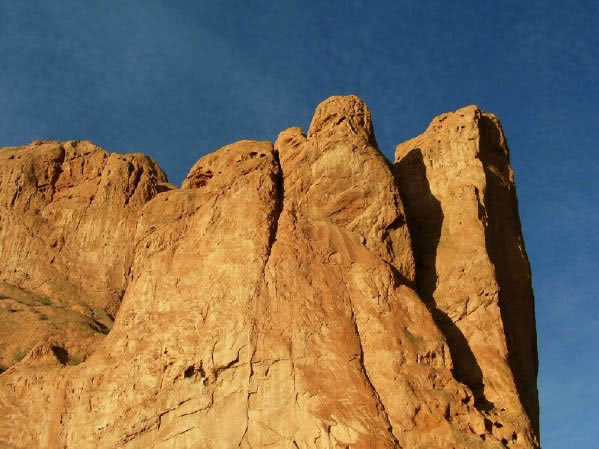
1 1 597 446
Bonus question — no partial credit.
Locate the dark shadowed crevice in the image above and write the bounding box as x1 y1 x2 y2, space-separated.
394 150 441 303
382 260 415 290
385 214 405 231
89 319 110 335
123 163 143 206
264 150 284 266
48 145 66 202
478 116 540 434
395 148 494 413
51 346 69 365
156 183 173 193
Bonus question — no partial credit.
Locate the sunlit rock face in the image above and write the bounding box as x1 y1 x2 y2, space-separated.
0 96 539 449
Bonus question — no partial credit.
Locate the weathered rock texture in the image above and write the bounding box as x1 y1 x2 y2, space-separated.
0 140 168 371
395 107 539 433
0 97 539 449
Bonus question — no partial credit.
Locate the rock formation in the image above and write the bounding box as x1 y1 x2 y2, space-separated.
0 140 168 371
395 107 539 438
0 96 539 448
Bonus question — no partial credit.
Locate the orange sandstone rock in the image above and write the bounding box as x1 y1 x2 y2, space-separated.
0 98 539 449
0 140 167 370
396 105 539 445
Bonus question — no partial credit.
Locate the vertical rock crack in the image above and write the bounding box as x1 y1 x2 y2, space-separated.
264 150 284 268
348 298 402 449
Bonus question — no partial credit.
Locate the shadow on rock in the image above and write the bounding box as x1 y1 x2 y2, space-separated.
395 148 494 412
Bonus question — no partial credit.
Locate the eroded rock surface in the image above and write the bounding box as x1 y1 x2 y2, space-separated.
395 106 539 443
0 98 539 448
0 140 167 370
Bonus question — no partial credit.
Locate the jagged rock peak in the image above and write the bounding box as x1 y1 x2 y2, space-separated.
307 95 375 144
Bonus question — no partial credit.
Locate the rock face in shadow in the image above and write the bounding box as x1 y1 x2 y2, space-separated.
395 106 539 443
0 98 539 449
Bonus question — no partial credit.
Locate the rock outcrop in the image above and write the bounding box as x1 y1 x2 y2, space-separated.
0 97 539 448
0 140 168 371
395 106 539 437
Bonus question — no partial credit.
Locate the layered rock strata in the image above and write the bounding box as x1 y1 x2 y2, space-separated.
0 97 539 449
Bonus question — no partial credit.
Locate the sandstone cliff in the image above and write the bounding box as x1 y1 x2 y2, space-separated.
0 97 539 449
0 140 168 371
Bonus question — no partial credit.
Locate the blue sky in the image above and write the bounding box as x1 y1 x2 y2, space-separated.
1 1 597 446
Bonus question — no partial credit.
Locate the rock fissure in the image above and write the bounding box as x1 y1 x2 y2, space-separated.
47 146 67 202
347 296 402 449
264 150 284 269
238 346 255 448
161 426 196 443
